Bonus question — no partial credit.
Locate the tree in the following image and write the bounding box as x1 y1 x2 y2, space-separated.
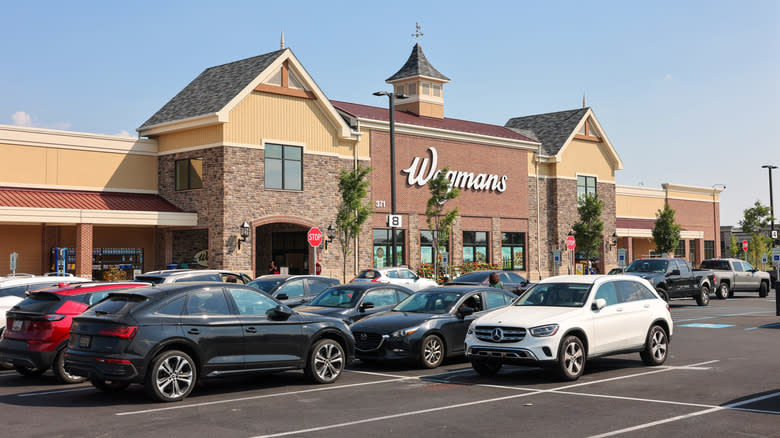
335 165 372 283
739 201 771 235
571 193 604 261
652 205 681 256
425 167 460 282
747 232 771 266
729 234 739 258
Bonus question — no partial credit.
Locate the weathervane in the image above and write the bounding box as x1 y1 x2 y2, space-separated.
411 22 423 40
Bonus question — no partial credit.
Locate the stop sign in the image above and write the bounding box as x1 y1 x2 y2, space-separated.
565 235 576 251
307 227 323 247
742 240 748 251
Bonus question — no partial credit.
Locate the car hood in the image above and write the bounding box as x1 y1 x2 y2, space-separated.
474 306 582 327
297 306 350 318
350 311 440 333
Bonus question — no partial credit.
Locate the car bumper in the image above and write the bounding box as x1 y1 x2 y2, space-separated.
0 338 57 369
354 335 420 362
63 349 143 382
464 332 560 366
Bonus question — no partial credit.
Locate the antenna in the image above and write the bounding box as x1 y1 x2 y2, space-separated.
411 22 423 40
582 92 586 108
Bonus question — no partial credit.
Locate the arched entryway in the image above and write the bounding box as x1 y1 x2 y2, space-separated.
252 216 317 277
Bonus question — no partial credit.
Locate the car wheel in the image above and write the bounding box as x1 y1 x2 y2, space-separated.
640 325 668 366
716 282 729 300
471 360 502 376
758 281 768 298
655 287 669 303
53 349 87 384
419 334 444 369
556 335 585 381
91 378 131 392
144 350 196 402
14 365 46 377
305 338 345 384
695 284 710 306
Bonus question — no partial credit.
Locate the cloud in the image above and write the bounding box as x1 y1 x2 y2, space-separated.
11 111 33 126
114 129 135 138
664 74 673 80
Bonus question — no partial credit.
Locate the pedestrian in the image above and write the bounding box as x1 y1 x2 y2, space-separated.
587 260 594 275
268 260 279 275
489 272 504 289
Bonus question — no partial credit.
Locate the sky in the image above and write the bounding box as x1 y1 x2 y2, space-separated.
1 1 778 227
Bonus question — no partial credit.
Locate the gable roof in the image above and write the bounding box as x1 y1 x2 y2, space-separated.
140 50 285 130
504 108 589 156
331 100 537 144
386 44 450 83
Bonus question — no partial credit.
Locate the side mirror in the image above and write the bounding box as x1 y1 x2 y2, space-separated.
669 269 680 276
359 302 375 312
591 298 607 310
267 304 292 320
458 306 474 319
276 293 289 301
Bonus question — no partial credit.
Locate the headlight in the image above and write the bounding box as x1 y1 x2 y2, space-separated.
529 324 559 337
467 322 475 335
390 326 420 337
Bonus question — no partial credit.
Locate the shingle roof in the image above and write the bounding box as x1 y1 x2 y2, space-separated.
386 44 450 82
331 100 537 143
0 187 185 212
505 108 589 156
139 49 286 130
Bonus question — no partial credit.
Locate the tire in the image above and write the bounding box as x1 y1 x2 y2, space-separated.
716 282 729 300
144 350 196 402
556 335 585 381
695 284 710 306
640 325 668 366
418 334 445 369
14 365 46 377
471 360 502 376
304 338 345 384
91 378 131 392
656 287 669 303
758 281 768 298
54 349 87 384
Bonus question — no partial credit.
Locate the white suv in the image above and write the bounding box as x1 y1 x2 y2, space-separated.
351 267 438 292
0 275 92 332
465 275 673 380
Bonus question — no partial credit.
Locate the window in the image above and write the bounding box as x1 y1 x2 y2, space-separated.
387 270 400 279
733 262 744 272
742 262 754 272
486 292 510 309
689 240 696 263
373 229 405 268
156 297 185 315
185 290 230 316
398 269 417 279
277 280 304 298
395 84 404 95
506 272 527 284
432 83 441 97
307 279 334 296
501 232 525 271
265 144 302 190
577 175 596 200
175 158 203 191
678 260 690 275
421 230 449 265
704 240 715 259
595 282 618 306
422 82 431 95
674 240 685 258
463 231 488 263
363 289 398 307
616 281 655 302
407 83 417 95
227 288 277 316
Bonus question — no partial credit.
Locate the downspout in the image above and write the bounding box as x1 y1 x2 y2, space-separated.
353 121 361 279
536 144 542 281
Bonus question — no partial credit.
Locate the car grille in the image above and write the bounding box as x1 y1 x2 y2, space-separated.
353 332 385 351
474 326 526 343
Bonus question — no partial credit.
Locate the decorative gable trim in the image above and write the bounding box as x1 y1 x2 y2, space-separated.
555 108 623 169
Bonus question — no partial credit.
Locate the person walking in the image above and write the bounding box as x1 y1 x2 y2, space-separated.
268 260 279 275
488 272 504 289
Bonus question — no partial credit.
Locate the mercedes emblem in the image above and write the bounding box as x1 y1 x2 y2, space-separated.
491 327 504 342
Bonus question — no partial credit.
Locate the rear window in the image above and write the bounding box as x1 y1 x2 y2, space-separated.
89 294 147 315
135 276 165 285
700 260 730 270
357 270 380 279
11 293 61 314
0 286 27 298
247 278 285 293
453 272 489 282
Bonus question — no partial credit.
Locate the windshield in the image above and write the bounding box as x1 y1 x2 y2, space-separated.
514 283 591 307
356 270 380 279
700 260 730 270
625 259 668 273
247 278 285 293
309 287 361 308
393 291 461 314
452 272 489 282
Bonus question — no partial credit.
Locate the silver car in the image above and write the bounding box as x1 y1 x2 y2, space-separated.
351 267 438 292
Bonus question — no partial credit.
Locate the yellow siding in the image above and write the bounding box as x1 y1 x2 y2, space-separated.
0 144 157 191
556 139 616 182
666 190 717 202
157 126 223 153
616 194 665 218
225 92 355 156
354 128 370 158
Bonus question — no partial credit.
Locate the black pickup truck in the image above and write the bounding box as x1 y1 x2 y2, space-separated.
623 257 715 306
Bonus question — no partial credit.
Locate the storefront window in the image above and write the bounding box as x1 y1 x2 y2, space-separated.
577 175 597 201
674 240 685 258
501 232 525 270
705 240 715 260
265 144 302 190
373 229 405 268
689 240 696 263
463 231 488 263
175 158 203 190
420 230 449 265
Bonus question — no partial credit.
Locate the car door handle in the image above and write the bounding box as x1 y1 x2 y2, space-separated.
246 327 257 333
187 328 200 335
643 304 651 308
616 308 623 312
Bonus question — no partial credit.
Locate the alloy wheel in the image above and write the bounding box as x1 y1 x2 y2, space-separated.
563 340 583 376
155 354 194 399
423 337 443 367
650 329 667 361
313 341 344 382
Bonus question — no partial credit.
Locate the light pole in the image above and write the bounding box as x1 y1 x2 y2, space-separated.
373 91 407 267
762 165 777 242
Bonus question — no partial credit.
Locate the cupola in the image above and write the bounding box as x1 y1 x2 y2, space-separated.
386 44 450 118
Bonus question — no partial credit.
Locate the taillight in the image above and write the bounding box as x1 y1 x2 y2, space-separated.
666 303 671 313
371 277 380 283
350 278 356 283
94 357 132 364
45 314 66 321
98 326 138 339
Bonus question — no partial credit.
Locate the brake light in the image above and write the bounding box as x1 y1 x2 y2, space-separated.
94 357 132 364
98 326 138 339
371 277 380 283
350 278 356 283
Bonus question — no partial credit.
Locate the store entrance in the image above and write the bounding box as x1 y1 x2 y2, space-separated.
256 223 309 276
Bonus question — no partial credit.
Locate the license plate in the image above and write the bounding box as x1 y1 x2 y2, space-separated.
79 335 91 348
12 320 22 331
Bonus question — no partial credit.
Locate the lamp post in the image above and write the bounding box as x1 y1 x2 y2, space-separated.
711 184 726 258
373 91 407 267
762 165 777 242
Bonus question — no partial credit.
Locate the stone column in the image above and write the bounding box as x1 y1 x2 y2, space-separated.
75 223 93 279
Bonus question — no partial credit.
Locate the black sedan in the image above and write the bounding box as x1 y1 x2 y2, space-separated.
247 275 339 308
297 284 413 324
350 286 515 369
446 270 532 295
64 283 355 402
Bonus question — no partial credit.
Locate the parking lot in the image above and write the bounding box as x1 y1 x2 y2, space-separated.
1 293 778 438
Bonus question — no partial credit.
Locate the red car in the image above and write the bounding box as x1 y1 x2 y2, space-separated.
0 282 148 383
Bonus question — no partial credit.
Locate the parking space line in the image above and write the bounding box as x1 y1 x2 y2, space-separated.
745 322 780 331
345 369 408 379
116 377 411 416
674 311 771 323
17 387 93 397
587 391 780 437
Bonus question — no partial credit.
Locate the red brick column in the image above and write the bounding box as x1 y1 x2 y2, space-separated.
627 237 634 263
75 224 93 279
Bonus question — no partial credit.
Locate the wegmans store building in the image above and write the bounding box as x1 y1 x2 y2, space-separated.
0 43 723 280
